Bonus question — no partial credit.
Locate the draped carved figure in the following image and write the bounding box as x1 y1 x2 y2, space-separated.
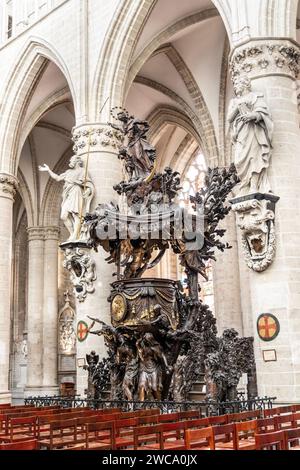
228 75 274 195
39 155 95 241
110 110 156 179
136 332 171 401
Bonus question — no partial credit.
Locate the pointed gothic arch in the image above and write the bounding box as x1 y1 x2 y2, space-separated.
0 36 76 175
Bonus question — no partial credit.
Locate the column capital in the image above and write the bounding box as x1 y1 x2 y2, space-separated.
27 226 45 242
44 226 60 241
72 123 123 156
0 172 18 200
230 38 300 83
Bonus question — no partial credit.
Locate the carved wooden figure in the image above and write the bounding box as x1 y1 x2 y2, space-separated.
84 110 256 402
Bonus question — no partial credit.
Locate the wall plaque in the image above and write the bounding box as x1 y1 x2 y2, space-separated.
77 320 89 342
263 349 277 362
257 313 280 341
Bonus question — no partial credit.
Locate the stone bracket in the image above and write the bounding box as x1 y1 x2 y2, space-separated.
231 193 280 272
61 243 97 302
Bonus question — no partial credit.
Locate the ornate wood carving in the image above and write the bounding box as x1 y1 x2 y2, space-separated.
84 110 256 402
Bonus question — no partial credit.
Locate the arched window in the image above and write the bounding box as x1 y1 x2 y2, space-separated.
179 152 215 313
179 153 207 204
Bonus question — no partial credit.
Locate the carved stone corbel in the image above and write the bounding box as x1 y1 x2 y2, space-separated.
0 173 18 200
231 193 280 272
63 246 97 302
72 124 123 155
230 39 300 82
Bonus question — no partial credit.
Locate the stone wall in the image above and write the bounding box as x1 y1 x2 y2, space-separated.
0 0 300 402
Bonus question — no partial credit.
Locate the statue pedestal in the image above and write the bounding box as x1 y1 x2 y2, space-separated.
230 193 280 272
59 240 90 250
59 241 97 303
230 192 280 206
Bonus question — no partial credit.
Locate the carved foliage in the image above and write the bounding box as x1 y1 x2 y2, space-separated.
84 351 112 400
83 111 256 402
205 329 255 402
230 41 300 80
72 126 123 154
63 248 97 302
0 173 18 198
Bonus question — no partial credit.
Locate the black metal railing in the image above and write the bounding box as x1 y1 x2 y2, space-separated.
24 395 276 416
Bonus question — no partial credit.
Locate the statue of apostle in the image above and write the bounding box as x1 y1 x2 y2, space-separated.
228 74 274 195
136 332 171 401
39 155 94 241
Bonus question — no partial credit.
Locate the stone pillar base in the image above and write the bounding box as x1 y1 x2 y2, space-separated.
11 389 26 405
40 386 60 396
0 392 12 404
24 386 59 398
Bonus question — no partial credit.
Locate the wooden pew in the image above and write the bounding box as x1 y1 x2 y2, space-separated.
208 415 228 426
275 413 296 431
0 416 36 443
255 430 286 450
178 410 200 421
0 439 38 450
39 418 78 449
133 425 161 450
284 428 300 450
84 421 116 450
213 423 236 450
234 420 257 450
257 417 277 433
185 426 215 450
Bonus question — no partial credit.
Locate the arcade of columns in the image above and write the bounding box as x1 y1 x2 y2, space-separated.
0 0 300 403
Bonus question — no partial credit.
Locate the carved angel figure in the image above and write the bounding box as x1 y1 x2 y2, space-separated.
228 75 273 195
110 111 156 179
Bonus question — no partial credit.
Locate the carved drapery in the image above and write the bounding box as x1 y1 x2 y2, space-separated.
228 39 294 272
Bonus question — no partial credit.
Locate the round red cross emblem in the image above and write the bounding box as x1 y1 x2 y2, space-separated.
77 321 89 342
257 314 280 342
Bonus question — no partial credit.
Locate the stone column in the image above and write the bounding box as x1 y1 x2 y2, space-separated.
69 124 122 396
230 39 300 401
0 173 17 404
213 210 243 335
24 227 45 397
42 226 60 394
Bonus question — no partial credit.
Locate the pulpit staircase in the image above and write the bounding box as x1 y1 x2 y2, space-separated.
188 373 206 401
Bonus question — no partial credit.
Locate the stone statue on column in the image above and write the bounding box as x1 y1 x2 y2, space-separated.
228 74 280 272
39 155 95 241
228 74 274 195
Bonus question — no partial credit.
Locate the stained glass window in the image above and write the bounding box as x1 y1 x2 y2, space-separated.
179 152 215 313
178 153 207 206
